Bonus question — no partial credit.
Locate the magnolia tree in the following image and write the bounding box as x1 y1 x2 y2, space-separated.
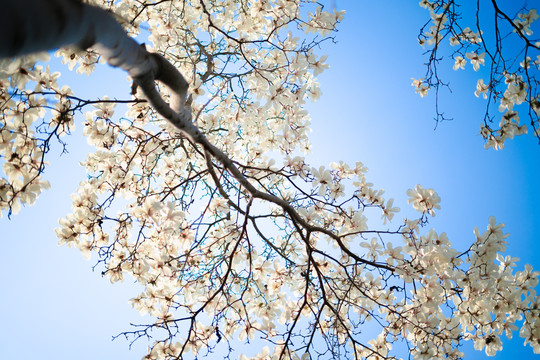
1 0 539 359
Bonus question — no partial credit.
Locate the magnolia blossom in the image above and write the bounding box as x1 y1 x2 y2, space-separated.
466 52 486 71
411 78 429 97
475 79 489 99
514 9 539 36
407 184 441 216
453 55 466 70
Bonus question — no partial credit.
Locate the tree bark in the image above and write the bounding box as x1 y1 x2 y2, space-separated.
0 0 189 115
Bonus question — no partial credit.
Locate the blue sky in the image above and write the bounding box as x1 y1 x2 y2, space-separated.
1 1 539 359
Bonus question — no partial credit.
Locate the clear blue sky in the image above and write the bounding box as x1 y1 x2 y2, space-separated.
1 1 539 359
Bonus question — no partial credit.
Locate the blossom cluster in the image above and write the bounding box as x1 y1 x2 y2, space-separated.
416 1 540 149
0 54 73 217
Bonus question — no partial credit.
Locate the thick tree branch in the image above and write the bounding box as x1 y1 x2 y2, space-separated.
0 0 190 122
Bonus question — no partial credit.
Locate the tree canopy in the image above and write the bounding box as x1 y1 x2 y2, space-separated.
0 0 539 359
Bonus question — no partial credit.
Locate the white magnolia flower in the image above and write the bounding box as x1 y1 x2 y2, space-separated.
475 79 489 99
466 52 486 71
407 184 441 216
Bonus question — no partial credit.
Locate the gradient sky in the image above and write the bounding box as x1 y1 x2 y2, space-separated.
1 1 539 359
